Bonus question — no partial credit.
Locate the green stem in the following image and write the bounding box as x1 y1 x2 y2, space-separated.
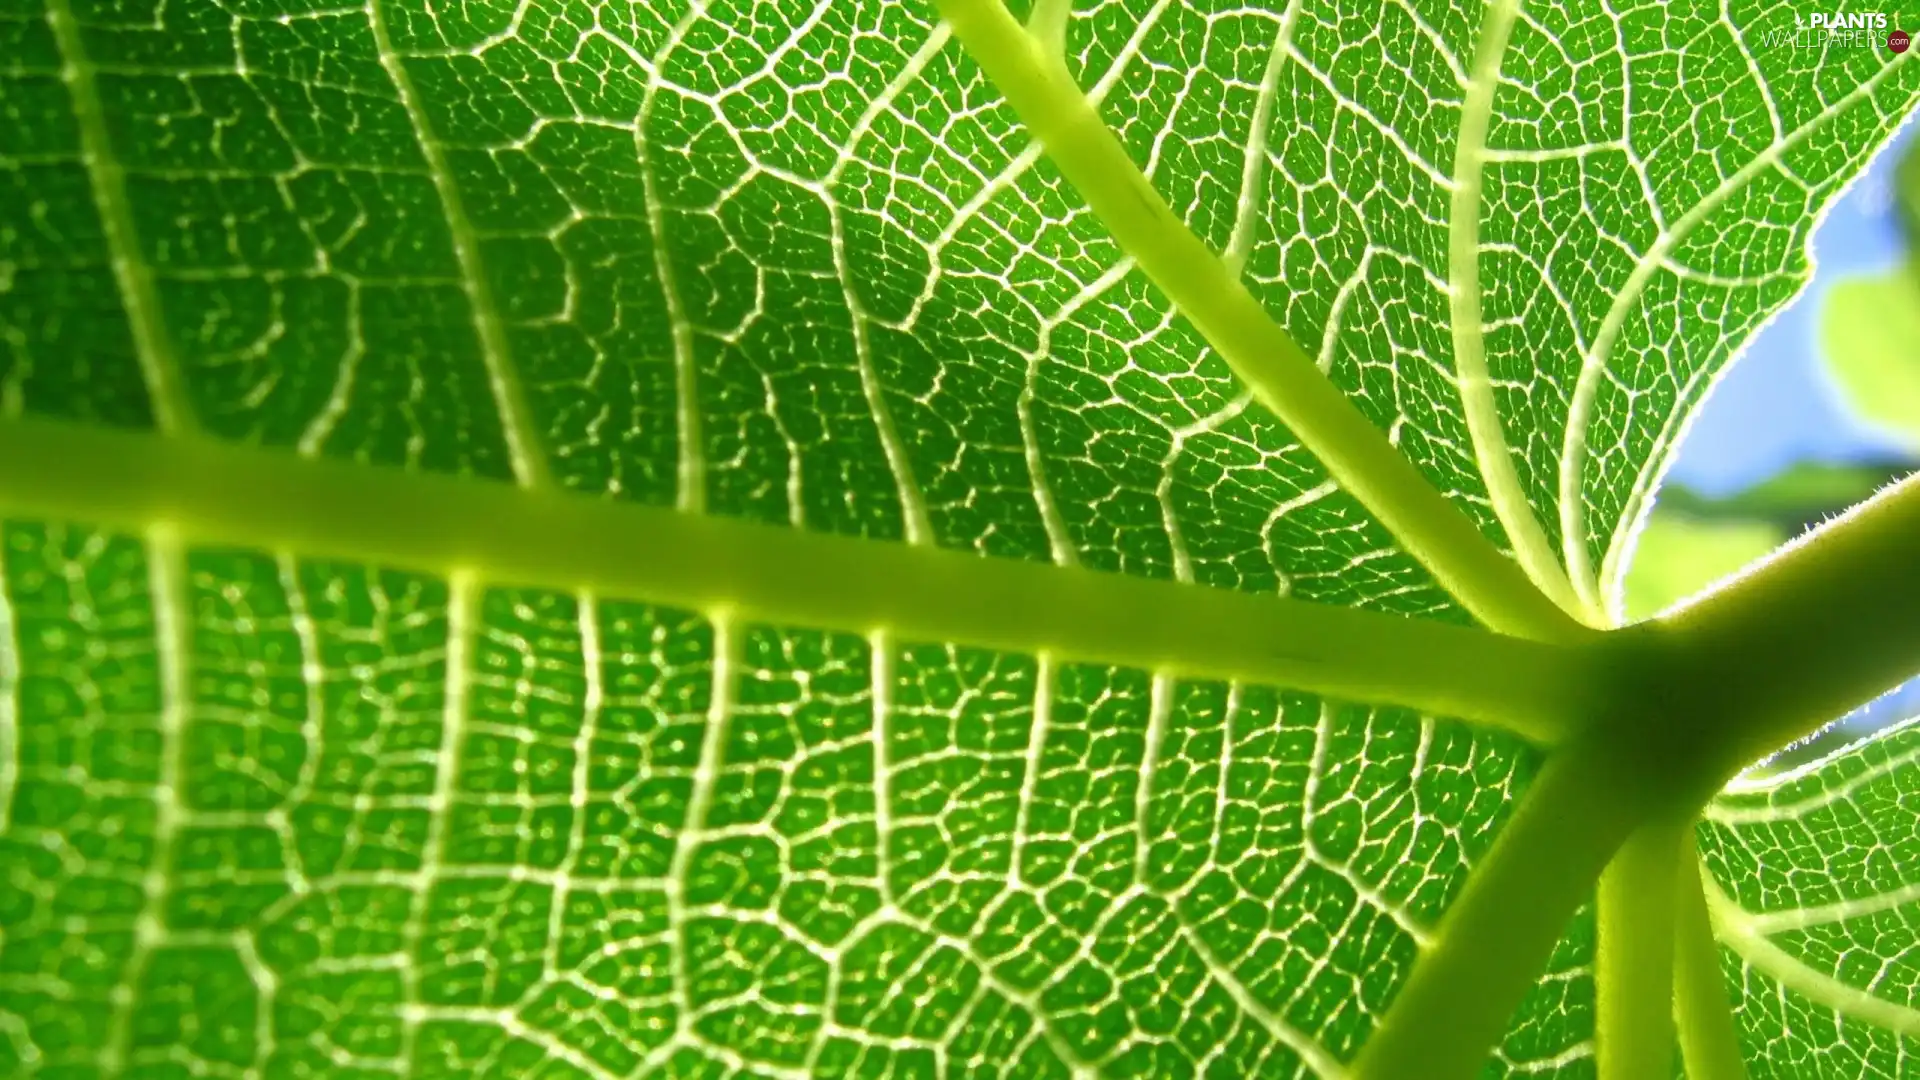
0 415 1593 741
932 0 1587 645
1596 819 1685 1080
1674 835 1748 1080
1648 470 1920 777
1349 734 1654 1080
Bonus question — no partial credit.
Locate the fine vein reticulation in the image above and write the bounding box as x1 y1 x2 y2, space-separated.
0 416 1587 741
5 0 1920 1078
1444 0 1592 623
925 2 1920 1078
932 0 1585 646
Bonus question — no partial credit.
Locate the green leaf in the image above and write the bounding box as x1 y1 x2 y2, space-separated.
1 0 1917 1077
1698 718 1920 1076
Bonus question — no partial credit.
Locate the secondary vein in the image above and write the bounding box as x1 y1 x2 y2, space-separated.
367 0 551 490
1706 871 1920 1036
1447 0 1594 622
934 0 1586 645
1223 0 1302 274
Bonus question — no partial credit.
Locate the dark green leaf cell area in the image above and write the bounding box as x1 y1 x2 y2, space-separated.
0 526 1559 1076
0 4 158 430
3 0 1918 1077
1 0 1493 620
1696 721 1920 1079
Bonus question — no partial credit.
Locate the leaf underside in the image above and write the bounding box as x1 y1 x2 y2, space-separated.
0 0 1916 1077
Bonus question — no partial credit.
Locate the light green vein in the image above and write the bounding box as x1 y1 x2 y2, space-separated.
1710 724 1919 818
1353 734 1652 1080
1675 840 1748 1080
1007 650 1053 897
553 586 602 965
935 0 1586 645
664 614 735 1054
1224 0 1302 274
366 0 551 491
1743 878 1920 935
836 210 935 544
823 28 950 546
1583 51 1917 610
395 569 475 1067
0 415 1593 743
1706 872 1920 1037
1447 0 1593 623
1024 0 1072 57
868 630 898 904
1175 912 1346 1079
914 914 1099 1079
99 531 190 1075
642 0 717 513
1595 819 1684 1080
43 0 190 435
1134 672 1175 884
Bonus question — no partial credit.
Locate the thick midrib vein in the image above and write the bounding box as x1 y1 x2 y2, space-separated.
366 0 550 491
1354 737 1652 1080
1446 0 1592 623
1595 821 1685 1079
913 0 1175 279
1674 837 1746 1080
1706 872 1920 1036
0 415 1592 743
44 0 189 435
